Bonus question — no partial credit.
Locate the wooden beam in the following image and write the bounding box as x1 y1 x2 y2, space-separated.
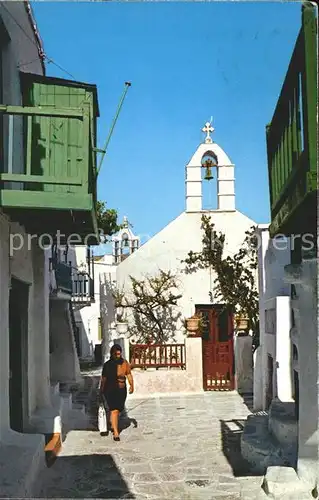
0 190 94 210
0 173 82 185
0 104 83 119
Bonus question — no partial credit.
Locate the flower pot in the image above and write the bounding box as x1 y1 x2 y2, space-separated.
235 316 249 330
186 317 200 332
116 322 128 334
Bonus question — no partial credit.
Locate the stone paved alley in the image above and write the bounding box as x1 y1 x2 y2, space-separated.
37 378 263 499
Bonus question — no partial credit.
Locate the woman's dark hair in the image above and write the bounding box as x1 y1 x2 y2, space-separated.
110 344 122 357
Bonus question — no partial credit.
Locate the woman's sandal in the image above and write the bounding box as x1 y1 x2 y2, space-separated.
113 435 120 442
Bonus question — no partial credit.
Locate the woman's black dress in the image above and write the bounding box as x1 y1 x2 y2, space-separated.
102 358 127 412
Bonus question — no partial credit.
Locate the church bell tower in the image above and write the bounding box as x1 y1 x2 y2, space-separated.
185 121 236 212
112 216 140 264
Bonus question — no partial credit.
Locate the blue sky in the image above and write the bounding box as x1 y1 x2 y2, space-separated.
32 1 302 247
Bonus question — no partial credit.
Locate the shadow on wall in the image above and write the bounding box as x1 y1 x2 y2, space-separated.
34 454 135 498
264 238 290 299
100 274 116 359
76 315 91 359
49 300 81 385
220 419 261 478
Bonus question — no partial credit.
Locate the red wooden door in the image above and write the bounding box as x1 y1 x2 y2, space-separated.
196 305 234 391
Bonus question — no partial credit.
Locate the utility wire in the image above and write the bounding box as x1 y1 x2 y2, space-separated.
2 2 75 80
45 57 76 80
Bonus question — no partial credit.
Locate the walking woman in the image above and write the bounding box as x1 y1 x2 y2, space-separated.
100 344 134 441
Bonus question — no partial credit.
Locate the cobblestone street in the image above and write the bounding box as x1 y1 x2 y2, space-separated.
37 383 263 499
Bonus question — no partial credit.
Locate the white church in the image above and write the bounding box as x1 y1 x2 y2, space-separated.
112 121 257 392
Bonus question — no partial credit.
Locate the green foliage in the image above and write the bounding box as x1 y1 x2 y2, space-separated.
113 270 182 344
96 201 121 239
183 214 259 348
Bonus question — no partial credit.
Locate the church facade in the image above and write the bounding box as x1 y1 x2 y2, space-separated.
114 122 257 391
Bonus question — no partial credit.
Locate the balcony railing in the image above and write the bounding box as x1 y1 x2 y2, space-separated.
130 343 186 370
71 271 94 304
266 4 317 236
54 262 73 295
0 73 99 241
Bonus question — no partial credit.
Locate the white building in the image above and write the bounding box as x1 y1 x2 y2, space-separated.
113 121 257 392
70 217 140 362
253 226 292 411
0 3 99 496
242 5 318 498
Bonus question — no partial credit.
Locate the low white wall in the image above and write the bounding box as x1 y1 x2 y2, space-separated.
235 335 253 394
274 297 293 402
253 346 263 411
262 296 293 407
130 337 203 396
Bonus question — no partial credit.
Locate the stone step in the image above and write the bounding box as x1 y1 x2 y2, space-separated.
50 382 60 398
72 402 86 414
239 477 267 499
262 466 313 499
60 391 73 411
268 399 298 452
0 434 45 498
241 414 294 475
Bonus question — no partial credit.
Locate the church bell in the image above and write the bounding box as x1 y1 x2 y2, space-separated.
203 158 214 181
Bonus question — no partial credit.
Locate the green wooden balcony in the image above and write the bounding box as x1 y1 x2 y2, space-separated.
266 4 317 237
0 73 99 243
54 261 73 295
50 260 95 303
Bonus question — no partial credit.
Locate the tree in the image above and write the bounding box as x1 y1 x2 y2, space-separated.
96 201 121 240
182 214 259 349
113 270 182 344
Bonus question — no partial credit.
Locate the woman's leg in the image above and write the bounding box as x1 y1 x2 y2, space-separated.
110 410 120 437
107 410 112 432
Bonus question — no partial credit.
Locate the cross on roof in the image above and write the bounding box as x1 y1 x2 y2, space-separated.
202 121 214 144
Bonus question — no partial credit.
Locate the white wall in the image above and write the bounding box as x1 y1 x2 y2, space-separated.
116 209 256 344
72 250 117 359
0 214 51 438
234 335 253 394
100 265 117 362
264 296 293 402
49 300 81 384
129 337 203 396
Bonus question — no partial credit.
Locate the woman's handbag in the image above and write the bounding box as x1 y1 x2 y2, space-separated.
98 394 107 433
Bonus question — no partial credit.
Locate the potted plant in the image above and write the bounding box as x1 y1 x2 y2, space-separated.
115 305 129 334
113 289 129 334
185 313 203 335
116 320 128 334
234 313 249 331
